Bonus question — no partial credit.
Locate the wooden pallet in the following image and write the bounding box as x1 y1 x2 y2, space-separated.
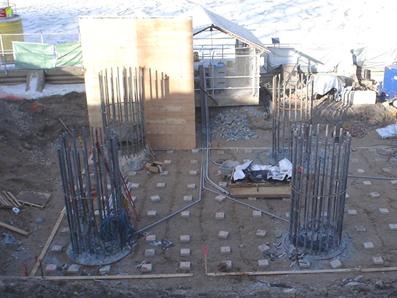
228 180 291 199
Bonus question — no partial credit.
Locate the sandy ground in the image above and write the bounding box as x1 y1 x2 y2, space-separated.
1 93 397 297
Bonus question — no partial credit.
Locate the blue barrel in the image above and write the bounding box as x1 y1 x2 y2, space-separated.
383 64 397 98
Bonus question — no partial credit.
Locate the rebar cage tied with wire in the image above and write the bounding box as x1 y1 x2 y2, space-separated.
99 67 146 158
289 123 351 255
272 74 313 161
56 130 134 265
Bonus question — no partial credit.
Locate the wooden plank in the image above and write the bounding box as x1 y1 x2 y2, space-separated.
39 273 193 280
228 183 290 198
30 208 65 276
17 191 51 208
206 266 397 277
0 221 29 236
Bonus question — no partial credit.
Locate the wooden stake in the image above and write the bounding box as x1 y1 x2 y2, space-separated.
0 221 29 236
29 207 65 276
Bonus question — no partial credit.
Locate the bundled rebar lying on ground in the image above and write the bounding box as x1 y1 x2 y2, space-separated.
56 130 135 265
99 67 146 158
271 74 313 161
288 123 351 255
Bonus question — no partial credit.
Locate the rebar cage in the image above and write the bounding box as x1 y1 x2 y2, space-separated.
56 130 135 265
288 123 351 255
99 66 146 158
271 74 313 161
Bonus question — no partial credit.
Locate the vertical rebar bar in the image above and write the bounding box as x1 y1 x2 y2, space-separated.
99 66 146 159
288 123 351 255
56 130 134 265
272 74 313 161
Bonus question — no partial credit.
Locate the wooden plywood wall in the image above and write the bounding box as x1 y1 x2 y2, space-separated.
79 17 196 149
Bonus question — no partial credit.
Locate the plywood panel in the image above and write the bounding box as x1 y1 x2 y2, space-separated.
79 17 138 128
136 19 195 149
80 17 196 150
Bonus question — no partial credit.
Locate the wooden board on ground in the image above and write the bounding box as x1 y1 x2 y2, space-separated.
17 191 51 208
228 181 290 198
0 191 22 208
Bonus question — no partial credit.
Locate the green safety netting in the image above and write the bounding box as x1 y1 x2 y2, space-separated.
13 41 82 69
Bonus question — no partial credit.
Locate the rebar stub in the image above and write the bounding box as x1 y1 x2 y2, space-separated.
281 232 348 261
66 244 133 266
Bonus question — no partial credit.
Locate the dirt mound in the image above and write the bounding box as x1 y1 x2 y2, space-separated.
0 92 88 193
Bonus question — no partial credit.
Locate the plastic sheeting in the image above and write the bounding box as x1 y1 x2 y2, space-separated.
13 41 82 69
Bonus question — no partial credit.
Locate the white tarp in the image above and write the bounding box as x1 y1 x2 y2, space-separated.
376 123 397 139
232 158 292 182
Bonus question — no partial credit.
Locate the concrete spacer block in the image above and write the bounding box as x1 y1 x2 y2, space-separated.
346 193 350 199
388 223 397 230
181 210 190 218
180 235 191 243
372 256 384 265
99 265 111 275
220 260 232 271
147 210 157 217
363 241 374 249
215 195 225 202
330 259 343 269
150 195 161 202
145 234 156 242
355 225 367 232
180 248 191 257
285 212 290 218
189 170 198 176
60 227 69 233
166 150 174 154
357 168 365 173
347 209 357 215
252 210 262 217
248 197 256 201
67 264 80 275
50 244 63 253
382 167 391 173
192 148 200 153
220 246 231 254
140 263 152 273
215 212 225 220
156 182 166 188
163 160 172 164
187 183 196 189
160 171 169 176
379 208 389 214
179 261 191 272
218 230 229 239
217 150 225 155
129 183 140 189
256 229 267 237
218 181 227 187
362 180 372 185
258 259 269 268
370 192 380 198
144 249 155 257
183 195 193 202
190 159 198 164
391 180 397 185
45 264 57 273
258 243 270 252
